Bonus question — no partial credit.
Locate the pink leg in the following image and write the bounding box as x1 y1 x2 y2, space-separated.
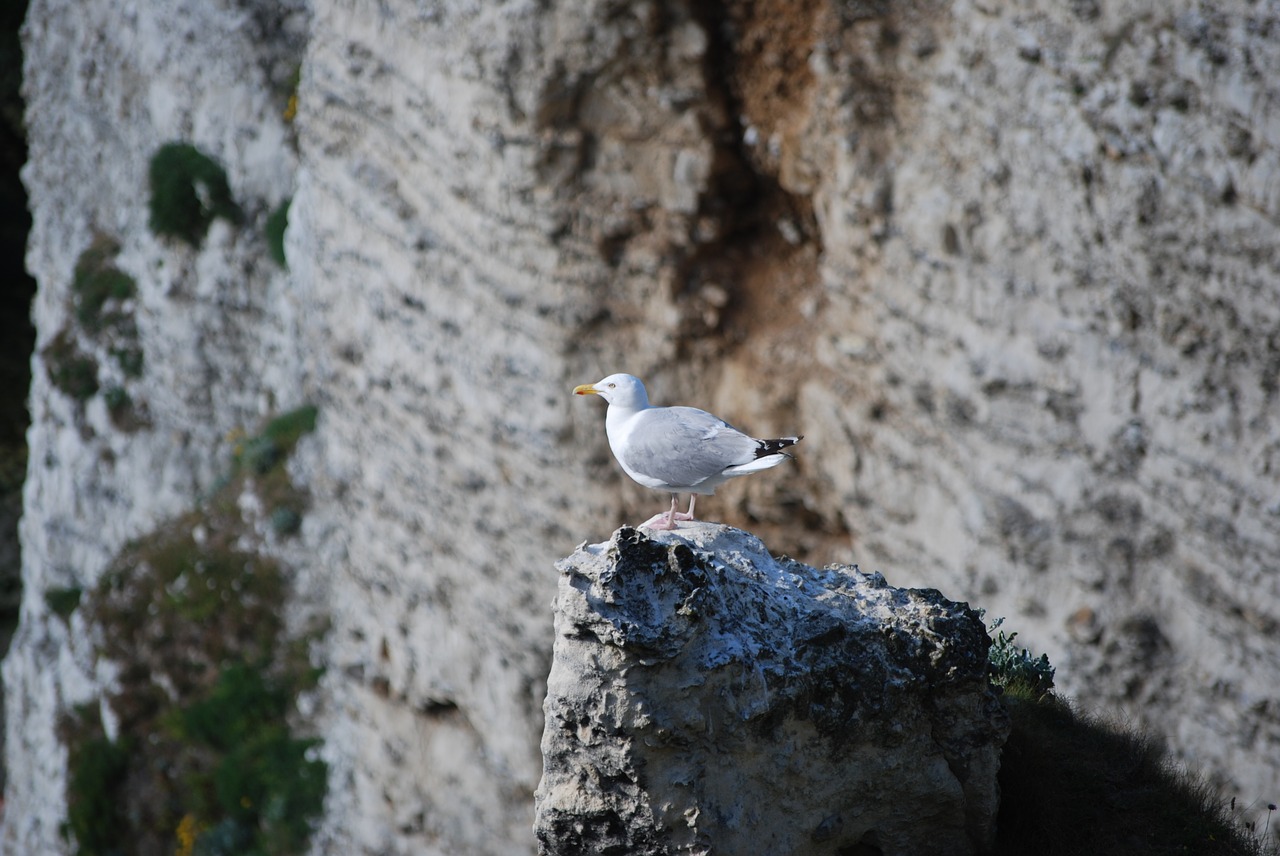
666 496 679 528
642 495 682 530
672 495 696 522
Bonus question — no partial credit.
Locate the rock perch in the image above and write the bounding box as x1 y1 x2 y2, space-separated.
535 524 1009 856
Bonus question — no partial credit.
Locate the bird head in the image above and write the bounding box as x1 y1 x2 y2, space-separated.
573 373 650 408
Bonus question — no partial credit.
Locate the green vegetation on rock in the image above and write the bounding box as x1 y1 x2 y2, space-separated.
62 406 324 856
44 585 82 619
987 616 1056 699
44 238 146 426
265 198 290 268
270 506 302 536
147 142 242 247
109 343 144 379
42 329 99 401
62 706 130 856
71 235 134 332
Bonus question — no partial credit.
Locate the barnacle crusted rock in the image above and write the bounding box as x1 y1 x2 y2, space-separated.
536 524 1009 856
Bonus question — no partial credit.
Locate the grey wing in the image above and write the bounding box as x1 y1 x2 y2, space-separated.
620 406 758 487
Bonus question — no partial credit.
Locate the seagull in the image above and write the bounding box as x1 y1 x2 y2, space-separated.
573 373 802 529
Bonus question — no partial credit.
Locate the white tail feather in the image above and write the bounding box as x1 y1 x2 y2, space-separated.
723 453 792 477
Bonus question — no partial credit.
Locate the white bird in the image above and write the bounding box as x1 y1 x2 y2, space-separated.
573 373 801 530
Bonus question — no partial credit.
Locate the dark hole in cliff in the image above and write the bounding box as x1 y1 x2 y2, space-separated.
0 0 34 803
676 0 825 357
420 698 460 717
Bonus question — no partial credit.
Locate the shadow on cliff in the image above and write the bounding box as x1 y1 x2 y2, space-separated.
0 0 32 659
994 687 1274 856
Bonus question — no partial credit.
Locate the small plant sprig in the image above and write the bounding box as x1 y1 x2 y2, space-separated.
1228 793 1280 854
266 197 290 268
1239 799 1278 853
986 615 1056 699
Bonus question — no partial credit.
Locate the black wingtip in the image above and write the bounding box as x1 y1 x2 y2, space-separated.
754 436 802 458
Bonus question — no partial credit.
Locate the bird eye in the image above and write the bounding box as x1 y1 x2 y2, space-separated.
607 383 616 389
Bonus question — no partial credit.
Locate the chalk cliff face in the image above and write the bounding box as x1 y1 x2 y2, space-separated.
6 1 309 851
5 0 1279 854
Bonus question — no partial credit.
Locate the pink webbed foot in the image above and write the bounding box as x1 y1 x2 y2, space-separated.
639 495 696 530
641 511 678 530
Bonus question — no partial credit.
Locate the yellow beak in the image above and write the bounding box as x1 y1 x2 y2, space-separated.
573 384 600 396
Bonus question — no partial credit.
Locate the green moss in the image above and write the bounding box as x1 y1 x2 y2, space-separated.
72 237 135 332
240 435 283 476
216 724 325 854
232 406 319 538
172 664 326 855
175 662 287 750
96 525 284 668
148 142 242 248
110 344 144 378
263 405 318 450
63 706 130 856
47 237 145 414
43 328 99 401
270 506 302 536
63 406 326 856
103 386 129 413
190 819 252 856
104 386 148 434
72 519 324 856
45 585 82 619
234 404 318 479
265 198 290 268
66 736 130 855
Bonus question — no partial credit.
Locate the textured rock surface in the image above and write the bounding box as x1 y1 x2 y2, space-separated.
4 1 308 852
777 0 1280 807
5 0 1280 853
536 524 1009 856
537 524 1008 849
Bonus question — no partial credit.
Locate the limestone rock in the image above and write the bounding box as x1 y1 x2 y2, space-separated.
536 525 1008 856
